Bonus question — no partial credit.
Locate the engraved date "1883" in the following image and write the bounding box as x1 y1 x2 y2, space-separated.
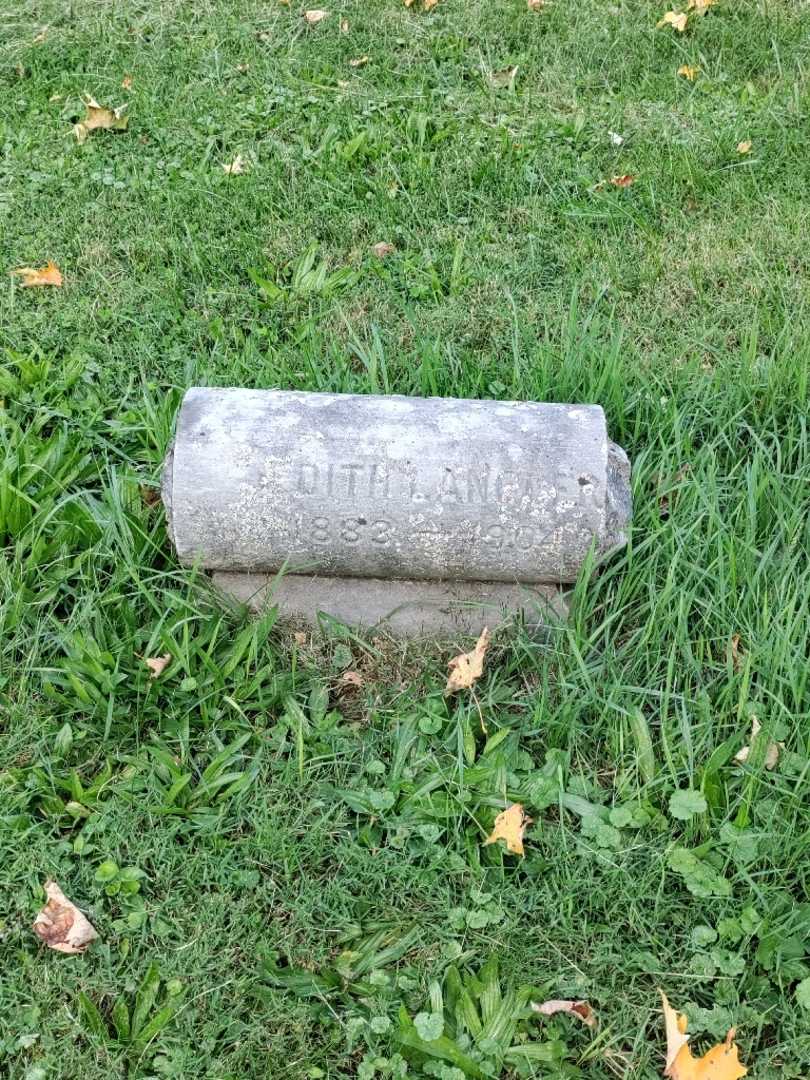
303 515 394 547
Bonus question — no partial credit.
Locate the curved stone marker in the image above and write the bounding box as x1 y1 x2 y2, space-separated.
163 388 631 635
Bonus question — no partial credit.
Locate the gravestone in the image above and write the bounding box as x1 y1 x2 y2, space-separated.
163 388 631 635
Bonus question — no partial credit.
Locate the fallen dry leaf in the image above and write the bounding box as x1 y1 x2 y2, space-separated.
662 992 691 1072
489 65 519 89
678 64 699 80
349 55 369 68
293 630 308 646
657 10 688 31
484 802 531 856
527 0 547 9
33 27 48 44
532 999 597 1029
222 154 248 175
73 96 128 144
121 74 133 90
371 241 395 258
303 9 328 24
340 17 349 31
736 140 752 155
681 1036 747 1080
424 0 440 9
686 0 715 10
660 993 747 1079
727 629 748 669
145 653 171 679
734 716 781 770
10 261 63 287
445 627 490 694
140 485 161 508
339 670 364 688
32 880 98 955
674 463 692 483
610 174 636 187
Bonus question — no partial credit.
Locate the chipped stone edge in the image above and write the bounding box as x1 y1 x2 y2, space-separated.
161 440 176 548
601 440 632 557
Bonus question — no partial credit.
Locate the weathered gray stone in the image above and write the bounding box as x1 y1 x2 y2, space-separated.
213 571 567 637
164 388 631 584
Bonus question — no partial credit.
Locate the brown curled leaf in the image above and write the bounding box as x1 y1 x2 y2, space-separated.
532 999 597 1029
32 881 98 954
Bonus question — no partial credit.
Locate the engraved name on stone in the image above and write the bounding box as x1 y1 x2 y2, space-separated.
290 459 571 505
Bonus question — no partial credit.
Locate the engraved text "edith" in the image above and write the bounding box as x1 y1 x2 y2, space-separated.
294 461 544 505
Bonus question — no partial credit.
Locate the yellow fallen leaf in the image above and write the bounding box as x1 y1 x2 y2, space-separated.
687 0 715 10
532 999 597 1029
73 96 128 143
657 11 688 31
610 173 636 187
371 241 395 257
33 27 48 44
527 0 547 9
678 64 699 80
32 880 98 955
734 716 781 770
11 261 63 287
484 802 530 856
121 73 133 90
445 627 490 694
222 154 248 174
736 140 752 154
660 992 748 1080
145 653 172 678
349 56 369 67
489 65 519 89
303 9 328 24
662 992 691 1071
424 0 440 9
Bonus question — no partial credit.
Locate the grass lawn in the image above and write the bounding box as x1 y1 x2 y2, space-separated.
2 0 810 1076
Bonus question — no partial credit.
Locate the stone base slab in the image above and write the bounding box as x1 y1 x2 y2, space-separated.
213 572 568 637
